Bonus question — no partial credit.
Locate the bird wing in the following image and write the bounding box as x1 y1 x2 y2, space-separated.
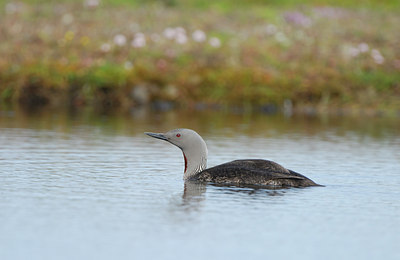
194 159 307 182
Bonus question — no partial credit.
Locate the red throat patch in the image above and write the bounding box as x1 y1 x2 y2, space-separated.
183 153 187 173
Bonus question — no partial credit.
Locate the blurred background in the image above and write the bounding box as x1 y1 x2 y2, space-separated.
0 0 399 115
1 1 400 260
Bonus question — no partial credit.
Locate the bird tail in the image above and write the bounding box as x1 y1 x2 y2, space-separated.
288 170 324 187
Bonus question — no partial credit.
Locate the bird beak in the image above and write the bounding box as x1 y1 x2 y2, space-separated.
145 132 168 141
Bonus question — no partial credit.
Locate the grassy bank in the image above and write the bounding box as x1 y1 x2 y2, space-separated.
1 0 399 114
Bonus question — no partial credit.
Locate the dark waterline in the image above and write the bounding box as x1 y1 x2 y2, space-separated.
1 107 399 138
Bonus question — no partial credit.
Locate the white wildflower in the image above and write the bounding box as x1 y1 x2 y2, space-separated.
371 49 384 64
84 0 100 8
348 46 360 57
163 27 188 44
113 34 127 46
163 27 176 39
131 33 146 48
209 37 221 48
358 43 369 53
175 33 188 44
192 30 206 42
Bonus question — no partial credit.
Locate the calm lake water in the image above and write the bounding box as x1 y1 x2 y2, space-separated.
1 109 399 260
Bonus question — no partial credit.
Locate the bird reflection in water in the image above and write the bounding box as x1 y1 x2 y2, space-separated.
181 181 207 211
181 181 288 210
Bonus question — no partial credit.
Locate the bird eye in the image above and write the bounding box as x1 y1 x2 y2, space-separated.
176 134 181 137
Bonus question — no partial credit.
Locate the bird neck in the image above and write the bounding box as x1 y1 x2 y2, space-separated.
182 141 208 180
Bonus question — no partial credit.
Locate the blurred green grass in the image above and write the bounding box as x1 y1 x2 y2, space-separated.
1 0 399 9
0 0 399 114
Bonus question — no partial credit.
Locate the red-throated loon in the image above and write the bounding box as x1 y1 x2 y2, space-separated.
145 128 321 188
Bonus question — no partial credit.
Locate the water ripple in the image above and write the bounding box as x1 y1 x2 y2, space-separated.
1 122 399 260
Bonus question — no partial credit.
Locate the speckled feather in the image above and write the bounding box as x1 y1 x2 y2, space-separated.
190 159 320 187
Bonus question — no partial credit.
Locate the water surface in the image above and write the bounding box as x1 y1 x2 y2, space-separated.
1 109 399 260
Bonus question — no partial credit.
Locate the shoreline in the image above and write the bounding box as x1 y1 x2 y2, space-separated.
2 98 399 119
1 2 399 115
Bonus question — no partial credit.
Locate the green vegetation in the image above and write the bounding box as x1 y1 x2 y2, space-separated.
0 0 399 114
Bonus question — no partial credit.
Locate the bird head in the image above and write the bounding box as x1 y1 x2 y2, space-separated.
145 128 199 150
